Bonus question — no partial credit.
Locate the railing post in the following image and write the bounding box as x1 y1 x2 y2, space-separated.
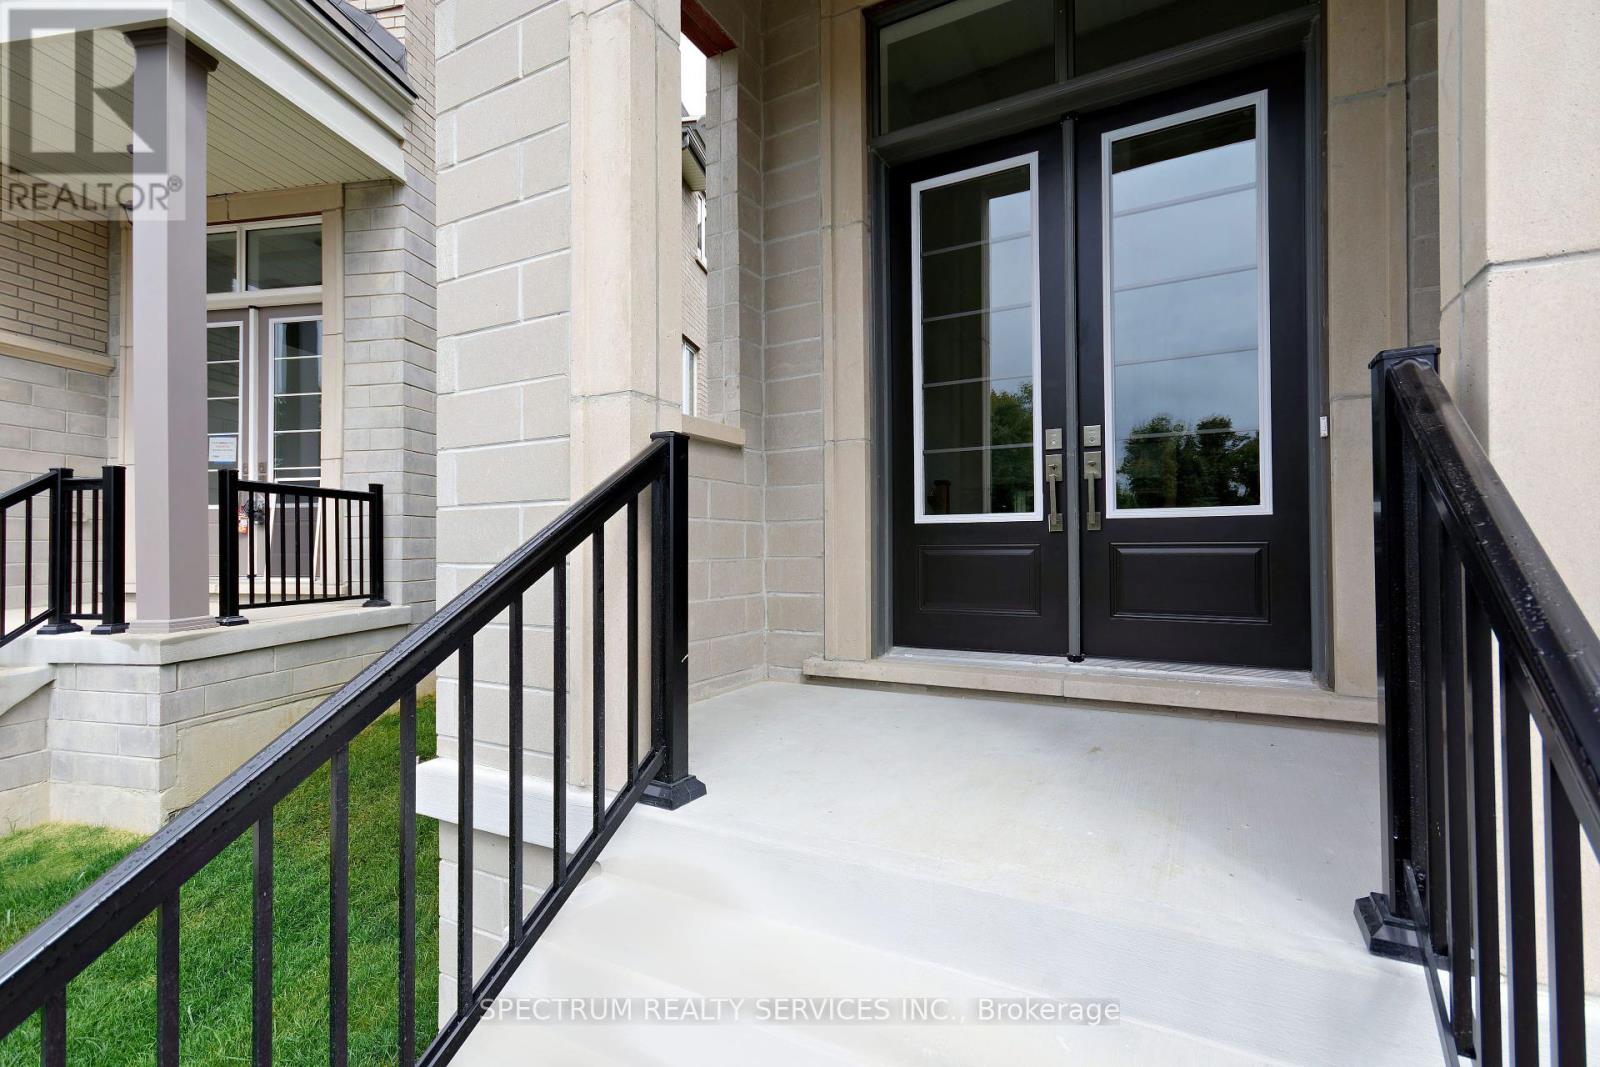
1355 344 1439 964
91 466 128 634
217 468 248 626
363 483 389 607
37 469 82 635
641 430 704 810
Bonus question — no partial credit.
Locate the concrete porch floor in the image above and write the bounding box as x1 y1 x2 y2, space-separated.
465 681 1455 1065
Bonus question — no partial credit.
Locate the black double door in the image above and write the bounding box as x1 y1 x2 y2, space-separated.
890 60 1312 670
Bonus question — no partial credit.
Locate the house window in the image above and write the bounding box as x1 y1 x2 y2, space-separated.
205 217 326 501
682 340 705 417
694 192 708 268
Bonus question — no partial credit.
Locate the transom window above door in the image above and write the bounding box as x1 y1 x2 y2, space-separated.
912 155 1041 523
875 0 1304 134
207 219 322 294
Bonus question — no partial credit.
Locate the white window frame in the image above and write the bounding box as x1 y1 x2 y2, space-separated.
681 338 701 417
266 314 326 486
910 152 1043 525
693 191 708 269
1100 91 1273 520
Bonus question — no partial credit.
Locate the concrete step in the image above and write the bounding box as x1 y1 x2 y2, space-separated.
504 869 1287 1067
592 801 1442 1067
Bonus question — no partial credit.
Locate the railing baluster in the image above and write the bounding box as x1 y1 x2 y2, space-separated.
398 690 417 1067
1544 760 1586 1066
1464 590 1501 1067
508 596 524 944
330 745 349 1067
263 492 273 608
1439 539 1473 1054
553 562 568 883
247 490 256 607
1418 496 1448 953
24 495 32 621
278 493 287 606
321 497 329 602
253 813 273 1067
627 498 639 778
2 507 9 633
592 532 605 832
1499 663 1539 1066
41 988 65 1067
157 893 180 1067
456 642 474 1010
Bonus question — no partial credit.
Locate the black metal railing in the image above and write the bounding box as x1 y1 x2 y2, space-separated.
0 431 703 1066
0 465 126 647
217 470 388 624
1356 347 1600 1065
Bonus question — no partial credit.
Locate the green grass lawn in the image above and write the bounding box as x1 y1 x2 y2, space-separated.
0 697 439 1066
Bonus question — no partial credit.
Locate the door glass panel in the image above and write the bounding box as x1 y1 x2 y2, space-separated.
880 0 1057 133
206 325 242 505
247 224 322 290
1104 102 1266 513
271 319 322 486
1073 0 1303 75
916 160 1038 520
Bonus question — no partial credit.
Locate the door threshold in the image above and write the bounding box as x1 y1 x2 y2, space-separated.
801 648 1376 725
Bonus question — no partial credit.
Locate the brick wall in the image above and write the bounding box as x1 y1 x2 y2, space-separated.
1407 0 1440 345
0 211 111 356
760 1 825 677
342 0 439 613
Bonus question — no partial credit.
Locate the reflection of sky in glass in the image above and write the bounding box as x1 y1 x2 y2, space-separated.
918 166 1037 516
1108 110 1263 507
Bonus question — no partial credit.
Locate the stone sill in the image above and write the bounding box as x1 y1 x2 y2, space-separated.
802 652 1378 726
0 328 115 375
671 413 745 449
10 603 415 667
418 757 619 844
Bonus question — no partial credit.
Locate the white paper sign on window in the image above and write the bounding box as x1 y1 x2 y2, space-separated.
209 436 239 464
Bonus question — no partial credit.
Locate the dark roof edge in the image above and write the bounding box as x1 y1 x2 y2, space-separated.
298 0 416 97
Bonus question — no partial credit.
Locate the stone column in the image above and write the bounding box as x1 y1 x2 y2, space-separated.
1436 0 1600 622
124 28 215 632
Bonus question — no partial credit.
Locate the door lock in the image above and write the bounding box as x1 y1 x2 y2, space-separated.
1044 453 1064 533
1082 449 1103 531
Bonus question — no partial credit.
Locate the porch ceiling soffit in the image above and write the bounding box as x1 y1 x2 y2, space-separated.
0 0 408 196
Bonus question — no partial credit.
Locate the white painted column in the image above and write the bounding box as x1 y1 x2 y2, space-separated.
125 29 216 631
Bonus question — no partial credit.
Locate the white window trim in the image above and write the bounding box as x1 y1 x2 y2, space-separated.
265 314 326 485
207 215 325 310
910 152 1044 525
693 191 708 270
1100 91 1273 520
681 338 701 417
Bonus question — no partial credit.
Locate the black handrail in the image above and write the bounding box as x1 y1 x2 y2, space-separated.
0 432 703 1065
216 471 388 624
0 466 126 647
1356 347 1600 1064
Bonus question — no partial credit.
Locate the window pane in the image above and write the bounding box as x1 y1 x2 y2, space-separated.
880 0 1057 133
246 224 322 290
917 162 1037 519
208 399 241 435
1106 105 1264 511
1073 0 1303 75
273 357 322 395
274 432 321 470
207 232 237 293
206 325 242 505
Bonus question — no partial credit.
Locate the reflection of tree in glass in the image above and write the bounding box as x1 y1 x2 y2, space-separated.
989 381 1033 512
1116 413 1259 509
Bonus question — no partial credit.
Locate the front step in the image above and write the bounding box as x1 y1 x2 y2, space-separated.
481 869 1294 1066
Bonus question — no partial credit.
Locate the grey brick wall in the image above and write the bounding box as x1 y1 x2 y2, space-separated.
342 0 439 613
0 207 111 356
1407 0 1440 345
760 0 825 677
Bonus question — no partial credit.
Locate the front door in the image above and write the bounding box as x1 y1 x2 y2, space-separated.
890 128 1071 655
1075 60 1311 669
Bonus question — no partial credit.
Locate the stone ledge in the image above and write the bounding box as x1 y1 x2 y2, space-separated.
0 328 115 375
9 604 416 667
801 654 1378 726
0 665 55 718
672 412 746 449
